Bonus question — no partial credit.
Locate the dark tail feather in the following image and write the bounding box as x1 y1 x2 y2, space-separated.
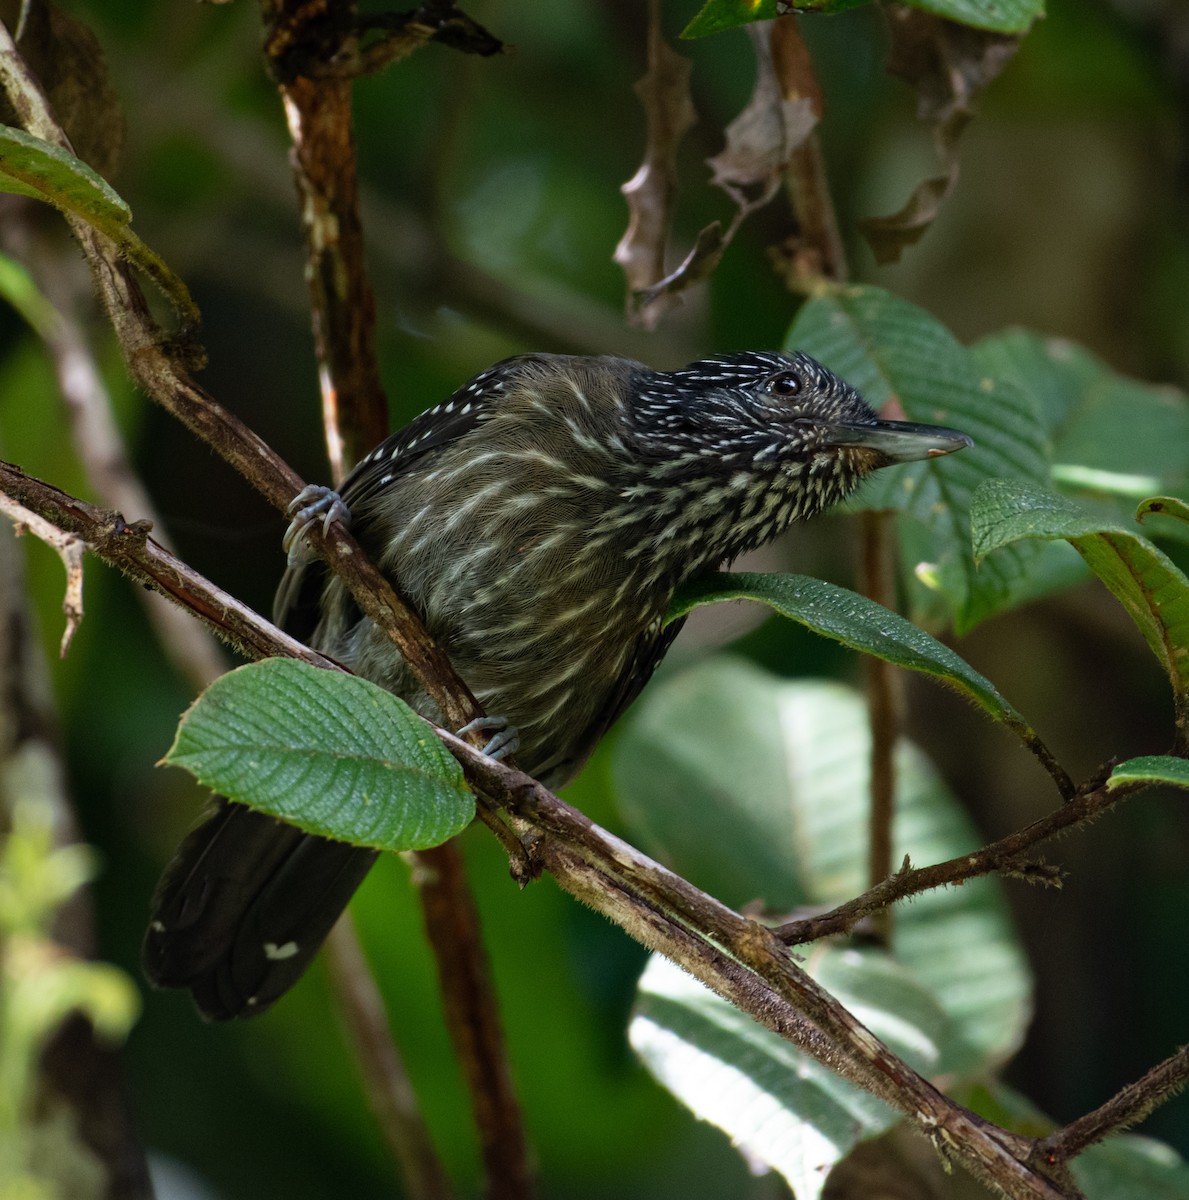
143 800 377 1020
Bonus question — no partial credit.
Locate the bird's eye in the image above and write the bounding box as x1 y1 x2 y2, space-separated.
766 371 802 396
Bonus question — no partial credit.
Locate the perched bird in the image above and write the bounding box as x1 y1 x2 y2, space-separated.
144 350 971 1020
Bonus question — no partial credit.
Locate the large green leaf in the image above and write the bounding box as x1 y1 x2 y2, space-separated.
630 946 946 1200
614 663 1031 1074
973 329 1189 503
670 572 1061 780
163 659 474 851
787 285 1050 631
972 480 1189 738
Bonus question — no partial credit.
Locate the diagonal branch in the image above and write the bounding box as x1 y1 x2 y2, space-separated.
0 456 1073 1200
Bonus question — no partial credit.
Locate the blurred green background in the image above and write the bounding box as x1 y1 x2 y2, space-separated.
2 0 1188 1195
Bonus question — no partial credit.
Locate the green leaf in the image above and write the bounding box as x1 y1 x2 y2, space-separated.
671 571 1062 781
1139 497 1189 527
786 285 1050 632
0 124 199 329
972 480 1189 733
0 252 58 336
902 0 1042 34
1107 755 1189 791
681 0 869 40
680 0 1038 37
0 123 131 233
1073 1133 1189 1198
614 663 1031 1074
1138 496 1189 545
973 329 1189 503
630 946 945 1199
163 659 474 852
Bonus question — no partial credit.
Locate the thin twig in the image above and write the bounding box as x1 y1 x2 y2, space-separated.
1039 1044 1189 1165
8 225 226 689
774 784 1122 946
0 495 84 656
774 15 848 289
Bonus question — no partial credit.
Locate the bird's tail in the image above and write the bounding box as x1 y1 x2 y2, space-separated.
143 800 377 1020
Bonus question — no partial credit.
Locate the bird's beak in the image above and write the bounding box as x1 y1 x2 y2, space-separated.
823 419 973 465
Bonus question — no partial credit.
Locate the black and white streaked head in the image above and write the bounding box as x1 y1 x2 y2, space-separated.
609 349 972 574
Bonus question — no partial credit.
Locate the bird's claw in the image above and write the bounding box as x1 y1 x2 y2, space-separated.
457 714 521 763
282 485 353 564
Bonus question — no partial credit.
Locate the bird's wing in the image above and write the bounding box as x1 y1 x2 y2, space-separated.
553 614 685 781
274 354 545 637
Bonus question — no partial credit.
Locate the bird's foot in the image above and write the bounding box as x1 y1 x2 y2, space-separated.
283 485 353 564
457 714 521 763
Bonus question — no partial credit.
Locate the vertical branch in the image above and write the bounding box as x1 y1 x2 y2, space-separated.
858 511 901 938
325 924 454 1200
774 16 847 288
281 75 389 478
772 17 902 931
259 4 534 1197
413 847 535 1200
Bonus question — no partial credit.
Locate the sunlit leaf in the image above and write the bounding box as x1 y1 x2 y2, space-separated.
631 946 945 1200
614 664 1031 1073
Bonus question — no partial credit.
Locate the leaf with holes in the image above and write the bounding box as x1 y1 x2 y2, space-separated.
972 480 1189 738
163 659 474 851
787 285 1049 631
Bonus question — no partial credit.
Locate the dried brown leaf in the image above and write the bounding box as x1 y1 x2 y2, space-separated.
633 221 726 320
707 22 818 208
630 18 826 325
614 3 696 328
861 5 1019 265
2 0 125 178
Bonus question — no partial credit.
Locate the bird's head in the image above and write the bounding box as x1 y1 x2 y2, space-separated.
621 349 972 564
